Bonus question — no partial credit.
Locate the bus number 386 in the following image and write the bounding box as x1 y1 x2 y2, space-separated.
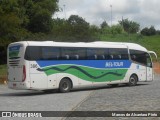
30 64 38 68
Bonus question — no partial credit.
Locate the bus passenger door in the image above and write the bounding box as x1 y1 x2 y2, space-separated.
147 51 157 81
146 53 153 81
146 65 153 81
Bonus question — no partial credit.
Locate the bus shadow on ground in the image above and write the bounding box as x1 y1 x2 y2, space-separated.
71 83 150 93
0 90 58 97
0 83 150 97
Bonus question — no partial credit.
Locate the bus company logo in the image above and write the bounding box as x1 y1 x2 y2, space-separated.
105 62 124 68
2 112 11 117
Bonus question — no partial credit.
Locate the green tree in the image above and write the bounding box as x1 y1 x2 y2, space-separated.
100 24 123 35
100 21 109 29
149 26 156 35
0 0 59 42
27 0 59 33
0 0 28 43
141 26 156 36
52 18 71 40
110 24 124 34
0 0 59 64
68 15 89 27
156 30 160 35
119 19 140 34
67 15 91 41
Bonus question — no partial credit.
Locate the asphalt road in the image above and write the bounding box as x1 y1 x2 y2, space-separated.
0 74 159 120
0 85 93 120
66 74 160 120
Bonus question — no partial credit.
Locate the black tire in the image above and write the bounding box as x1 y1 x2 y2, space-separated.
128 75 138 86
59 78 72 93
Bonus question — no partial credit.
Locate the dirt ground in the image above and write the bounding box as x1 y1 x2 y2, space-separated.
153 62 160 74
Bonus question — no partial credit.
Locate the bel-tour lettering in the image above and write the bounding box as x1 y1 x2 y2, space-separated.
105 62 124 67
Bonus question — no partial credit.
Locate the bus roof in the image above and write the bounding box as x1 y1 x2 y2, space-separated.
93 41 147 51
10 41 148 52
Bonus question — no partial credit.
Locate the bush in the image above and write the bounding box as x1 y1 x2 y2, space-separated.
141 26 156 36
101 24 124 35
156 30 160 35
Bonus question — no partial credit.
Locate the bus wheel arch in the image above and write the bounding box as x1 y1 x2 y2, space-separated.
59 77 73 93
128 74 138 86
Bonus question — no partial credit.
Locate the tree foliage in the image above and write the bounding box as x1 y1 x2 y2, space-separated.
0 0 59 64
27 0 59 33
0 0 59 43
52 15 97 42
141 26 156 36
100 21 123 35
119 19 140 34
100 21 109 29
67 15 91 41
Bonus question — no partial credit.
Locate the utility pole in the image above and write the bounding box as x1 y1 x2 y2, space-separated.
122 16 124 29
110 4 112 26
63 5 66 19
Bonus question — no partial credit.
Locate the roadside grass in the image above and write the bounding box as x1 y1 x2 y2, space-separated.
0 64 7 84
99 34 160 61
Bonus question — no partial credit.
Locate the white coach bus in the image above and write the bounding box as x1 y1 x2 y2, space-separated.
7 41 157 92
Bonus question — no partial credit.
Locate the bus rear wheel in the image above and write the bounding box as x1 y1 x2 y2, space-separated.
128 75 138 86
59 78 72 93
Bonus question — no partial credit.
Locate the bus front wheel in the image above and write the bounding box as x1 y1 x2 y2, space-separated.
59 78 72 93
128 75 138 86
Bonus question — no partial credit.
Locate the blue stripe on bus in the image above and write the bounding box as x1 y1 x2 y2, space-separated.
36 60 131 69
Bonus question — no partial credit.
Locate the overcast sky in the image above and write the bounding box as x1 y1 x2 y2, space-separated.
54 0 160 30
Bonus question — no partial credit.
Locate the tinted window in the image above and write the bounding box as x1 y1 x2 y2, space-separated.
146 53 152 67
61 47 86 60
87 48 108 60
25 46 61 60
109 48 129 60
42 47 60 60
130 50 149 66
25 46 129 61
25 46 41 60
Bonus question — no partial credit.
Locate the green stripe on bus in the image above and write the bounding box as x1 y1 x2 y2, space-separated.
40 65 128 82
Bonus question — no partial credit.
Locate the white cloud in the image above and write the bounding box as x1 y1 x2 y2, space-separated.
54 0 160 29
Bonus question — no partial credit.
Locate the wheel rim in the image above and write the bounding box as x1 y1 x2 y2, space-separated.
130 77 136 85
62 81 69 90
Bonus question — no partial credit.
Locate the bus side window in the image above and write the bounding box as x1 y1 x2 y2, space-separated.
25 46 41 60
56 56 59 60
75 55 79 60
109 55 114 59
98 55 105 60
118 55 122 59
65 55 70 60
94 55 97 60
130 50 150 66
71 55 79 60
131 55 136 60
